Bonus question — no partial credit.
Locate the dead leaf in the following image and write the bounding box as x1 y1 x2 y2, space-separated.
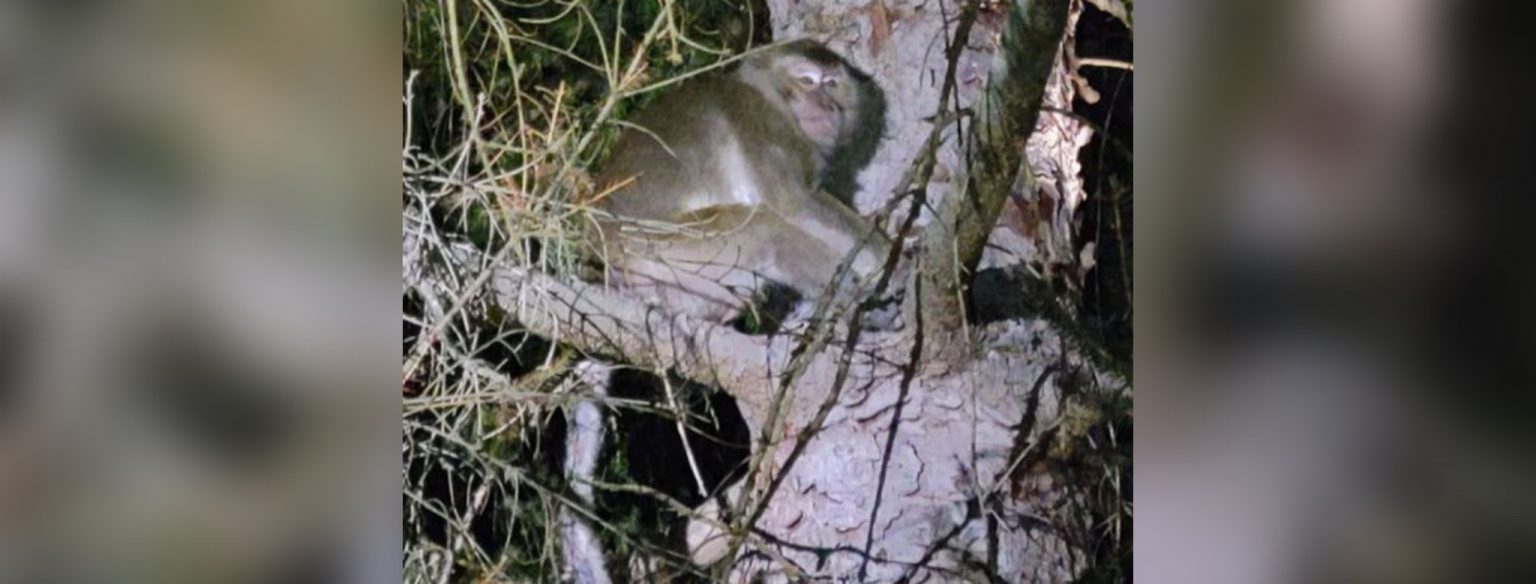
868 0 890 55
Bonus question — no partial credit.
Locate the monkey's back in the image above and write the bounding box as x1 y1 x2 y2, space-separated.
583 42 895 328
595 74 821 222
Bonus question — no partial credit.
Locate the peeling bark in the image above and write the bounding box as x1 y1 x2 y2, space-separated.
918 0 1072 342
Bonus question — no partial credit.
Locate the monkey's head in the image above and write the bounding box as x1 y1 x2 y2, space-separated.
739 40 864 160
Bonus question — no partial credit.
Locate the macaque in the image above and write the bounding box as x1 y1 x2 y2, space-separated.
591 40 894 328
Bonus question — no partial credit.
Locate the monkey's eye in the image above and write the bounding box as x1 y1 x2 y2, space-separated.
796 75 818 87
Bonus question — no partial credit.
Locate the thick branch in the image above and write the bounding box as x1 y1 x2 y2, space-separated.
489 268 901 420
918 0 1070 340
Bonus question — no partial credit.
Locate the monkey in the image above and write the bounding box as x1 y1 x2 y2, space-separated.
590 39 897 329
569 42 895 575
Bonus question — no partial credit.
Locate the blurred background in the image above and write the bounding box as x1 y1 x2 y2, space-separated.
1139 0 1536 581
0 1 397 582
1 0 1531 582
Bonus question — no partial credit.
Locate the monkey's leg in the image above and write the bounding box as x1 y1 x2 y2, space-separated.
769 189 893 279
674 211 881 328
612 212 782 324
753 199 906 329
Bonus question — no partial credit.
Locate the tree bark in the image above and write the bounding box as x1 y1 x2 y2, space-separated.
919 0 1072 348
491 264 1084 582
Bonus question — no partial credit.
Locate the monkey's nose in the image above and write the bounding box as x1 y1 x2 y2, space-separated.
813 90 837 109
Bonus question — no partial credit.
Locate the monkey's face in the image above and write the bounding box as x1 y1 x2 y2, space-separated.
776 56 854 156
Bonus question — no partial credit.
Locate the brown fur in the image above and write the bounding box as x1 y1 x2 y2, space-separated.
591 41 891 325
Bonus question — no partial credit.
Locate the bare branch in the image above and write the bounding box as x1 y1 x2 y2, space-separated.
489 267 905 420
918 0 1072 344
